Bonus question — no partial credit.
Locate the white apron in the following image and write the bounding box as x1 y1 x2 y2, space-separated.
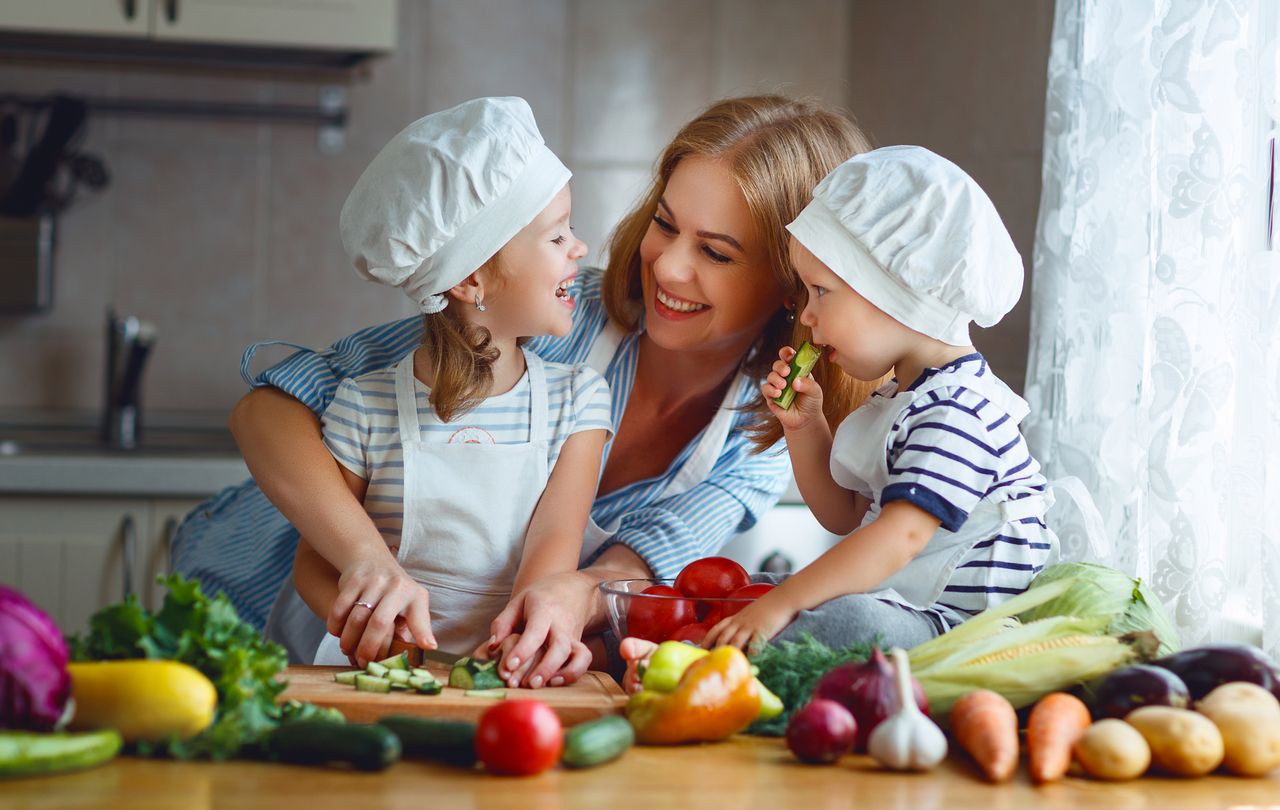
575 320 753 563
314 347 551 662
830 367 1104 611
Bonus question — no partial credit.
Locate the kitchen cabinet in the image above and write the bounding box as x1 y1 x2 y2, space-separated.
0 495 202 635
0 0 396 52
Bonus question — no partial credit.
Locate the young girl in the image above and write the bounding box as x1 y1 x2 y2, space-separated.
705 145 1058 653
294 97 613 665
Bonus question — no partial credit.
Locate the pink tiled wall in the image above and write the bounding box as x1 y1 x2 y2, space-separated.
0 0 1051 413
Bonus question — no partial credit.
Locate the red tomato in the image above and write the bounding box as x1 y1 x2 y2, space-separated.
627 585 697 642
718 582 776 618
476 700 563 776
674 557 751 600
668 622 712 646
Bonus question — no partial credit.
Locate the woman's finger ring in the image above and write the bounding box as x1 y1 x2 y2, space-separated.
356 600 376 610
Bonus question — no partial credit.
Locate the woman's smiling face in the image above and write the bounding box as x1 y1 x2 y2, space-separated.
637 156 785 356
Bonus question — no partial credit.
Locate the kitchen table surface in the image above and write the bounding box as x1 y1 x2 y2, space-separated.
6 733 1278 809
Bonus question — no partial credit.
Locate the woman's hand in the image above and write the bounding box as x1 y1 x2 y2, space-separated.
331 554 437 667
480 570 601 688
761 346 826 431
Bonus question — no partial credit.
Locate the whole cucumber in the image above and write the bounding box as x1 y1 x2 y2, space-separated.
267 719 400 772
0 729 122 778
561 715 634 769
377 715 477 767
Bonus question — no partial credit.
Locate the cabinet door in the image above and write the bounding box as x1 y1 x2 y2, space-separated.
141 498 204 611
153 0 395 51
0 497 151 637
0 0 150 37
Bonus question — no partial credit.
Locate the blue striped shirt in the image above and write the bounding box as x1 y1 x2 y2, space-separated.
848 355 1053 619
323 356 613 547
170 267 790 628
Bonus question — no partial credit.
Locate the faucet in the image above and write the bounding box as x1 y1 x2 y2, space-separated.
102 308 155 450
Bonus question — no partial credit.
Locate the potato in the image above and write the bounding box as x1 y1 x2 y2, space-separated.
1198 682 1280 717
1126 706 1224 777
1196 685 1280 777
1074 719 1151 781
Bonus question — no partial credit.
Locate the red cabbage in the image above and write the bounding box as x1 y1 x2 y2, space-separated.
0 585 71 731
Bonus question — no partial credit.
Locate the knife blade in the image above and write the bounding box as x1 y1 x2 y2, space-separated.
388 639 469 668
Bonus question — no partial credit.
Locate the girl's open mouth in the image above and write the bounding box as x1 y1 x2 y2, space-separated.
555 274 577 306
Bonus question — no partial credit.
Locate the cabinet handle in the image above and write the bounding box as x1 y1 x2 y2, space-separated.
123 0 136 20
120 514 136 598
164 0 179 24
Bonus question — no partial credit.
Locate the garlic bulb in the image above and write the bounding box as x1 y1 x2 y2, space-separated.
867 648 948 771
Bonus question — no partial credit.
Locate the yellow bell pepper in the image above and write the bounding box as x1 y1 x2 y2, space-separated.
640 641 783 723
627 646 761 745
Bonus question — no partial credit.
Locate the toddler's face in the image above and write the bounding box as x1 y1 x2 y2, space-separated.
792 241 906 382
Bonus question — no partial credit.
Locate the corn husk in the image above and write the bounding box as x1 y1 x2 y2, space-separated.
907 576 1150 725
1015 562 1181 657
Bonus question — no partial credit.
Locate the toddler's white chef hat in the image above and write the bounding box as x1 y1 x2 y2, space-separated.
785 145 1022 346
340 96 571 313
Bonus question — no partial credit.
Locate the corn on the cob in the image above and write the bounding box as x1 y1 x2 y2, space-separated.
906 576 1147 726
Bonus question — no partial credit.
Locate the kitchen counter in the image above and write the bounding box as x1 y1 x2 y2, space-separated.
5 734 1277 809
0 409 249 496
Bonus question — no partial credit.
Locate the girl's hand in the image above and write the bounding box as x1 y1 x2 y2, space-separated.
703 595 796 657
332 555 436 667
760 345 826 432
482 571 598 688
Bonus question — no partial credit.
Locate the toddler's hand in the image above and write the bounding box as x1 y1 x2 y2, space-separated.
703 595 795 657
761 345 825 431
619 637 659 694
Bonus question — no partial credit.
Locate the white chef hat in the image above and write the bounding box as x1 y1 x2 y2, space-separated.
339 97 571 313
785 145 1023 346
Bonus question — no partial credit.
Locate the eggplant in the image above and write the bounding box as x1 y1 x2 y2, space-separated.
1089 664 1190 719
1152 643 1277 700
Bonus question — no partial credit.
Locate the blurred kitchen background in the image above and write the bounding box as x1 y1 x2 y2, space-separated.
0 0 1052 630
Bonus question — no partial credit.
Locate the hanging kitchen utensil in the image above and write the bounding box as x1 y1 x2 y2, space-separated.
0 95 87 217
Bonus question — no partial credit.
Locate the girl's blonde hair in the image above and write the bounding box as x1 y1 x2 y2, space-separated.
420 257 525 423
601 95 884 450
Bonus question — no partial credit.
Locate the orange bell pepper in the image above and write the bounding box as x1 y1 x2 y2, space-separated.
626 646 761 745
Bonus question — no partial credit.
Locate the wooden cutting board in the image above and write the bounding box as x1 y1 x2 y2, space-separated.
278 664 628 725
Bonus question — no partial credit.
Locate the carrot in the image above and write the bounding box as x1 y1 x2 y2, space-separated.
1026 692 1092 783
950 689 1019 782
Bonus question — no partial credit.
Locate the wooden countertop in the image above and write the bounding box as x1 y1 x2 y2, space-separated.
6 734 1278 809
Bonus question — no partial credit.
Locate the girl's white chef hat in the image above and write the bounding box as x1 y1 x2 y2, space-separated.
340 96 571 313
785 145 1022 346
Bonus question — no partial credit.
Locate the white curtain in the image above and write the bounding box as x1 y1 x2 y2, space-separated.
1026 0 1280 658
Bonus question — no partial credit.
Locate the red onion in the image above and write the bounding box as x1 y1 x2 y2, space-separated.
786 699 857 764
812 647 928 752
0 585 71 731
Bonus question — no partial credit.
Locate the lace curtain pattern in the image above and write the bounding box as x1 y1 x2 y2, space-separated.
1026 0 1280 657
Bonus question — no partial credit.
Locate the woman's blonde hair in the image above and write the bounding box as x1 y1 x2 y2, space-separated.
420 256 524 423
601 95 883 451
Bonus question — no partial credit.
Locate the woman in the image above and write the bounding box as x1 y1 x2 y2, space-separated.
172 95 878 687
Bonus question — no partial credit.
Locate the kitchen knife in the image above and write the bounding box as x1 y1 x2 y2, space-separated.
388 639 469 668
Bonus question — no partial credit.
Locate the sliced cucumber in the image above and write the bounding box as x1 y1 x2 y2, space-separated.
409 668 433 680
366 661 390 678
355 674 392 693
448 657 504 691
386 669 411 685
333 670 361 686
416 681 443 696
376 651 410 671
463 689 506 698
774 340 821 409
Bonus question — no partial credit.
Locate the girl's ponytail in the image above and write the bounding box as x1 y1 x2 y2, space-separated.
421 305 500 423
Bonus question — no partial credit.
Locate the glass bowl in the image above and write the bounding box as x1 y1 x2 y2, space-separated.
599 578 766 643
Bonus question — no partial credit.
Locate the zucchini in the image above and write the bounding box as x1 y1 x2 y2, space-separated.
355 674 392 693
268 719 400 772
448 657 504 691
0 729 123 778
333 670 361 686
562 715 634 769
774 340 821 409
377 715 477 767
